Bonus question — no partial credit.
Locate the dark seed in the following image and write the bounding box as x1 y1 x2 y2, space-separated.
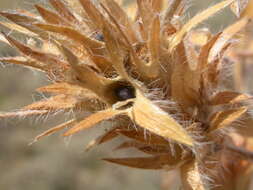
94 33 104 41
115 85 135 101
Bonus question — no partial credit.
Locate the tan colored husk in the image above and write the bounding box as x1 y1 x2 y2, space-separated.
129 91 194 146
1 0 253 189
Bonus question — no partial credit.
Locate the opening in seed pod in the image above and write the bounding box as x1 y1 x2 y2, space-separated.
94 33 104 42
106 81 136 104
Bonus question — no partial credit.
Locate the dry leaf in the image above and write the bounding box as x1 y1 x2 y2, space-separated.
231 0 249 17
163 0 182 23
37 82 97 99
209 107 247 132
103 154 184 169
102 21 129 78
147 14 161 78
102 0 138 43
79 0 105 30
0 22 36 36
130 91 194 146
171 43 200 109
24 95 77 111
0 56 44 71
30 119 76 144
60 45 116 104
35 23 104 54
35 4 69 25
63 109 125 136
198 33 222 71
169 0 236 52
209 91 251 105
208 18 249 63
2 33 68 69
0 110 49 119
116 141 175 155
0 11 49 39
181 161 207 190
118 129 170 145
49 0 79 24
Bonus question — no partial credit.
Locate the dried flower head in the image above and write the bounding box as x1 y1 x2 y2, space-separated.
1 0 253 189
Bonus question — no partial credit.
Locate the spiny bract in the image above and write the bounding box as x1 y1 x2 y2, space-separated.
1 0 253 189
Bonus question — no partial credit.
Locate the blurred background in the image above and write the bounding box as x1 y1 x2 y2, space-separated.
0 0 236 190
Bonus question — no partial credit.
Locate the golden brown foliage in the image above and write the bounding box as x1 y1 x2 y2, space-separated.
1 0 253 189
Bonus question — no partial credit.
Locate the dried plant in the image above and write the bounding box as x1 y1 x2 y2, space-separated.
1 0 253 189
225 0 253 94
